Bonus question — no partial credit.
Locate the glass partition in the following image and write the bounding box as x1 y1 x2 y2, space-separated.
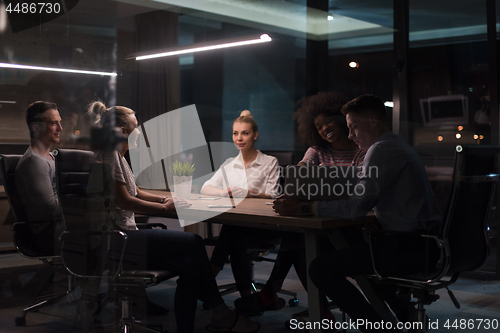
409 1 489 151
0 0 118 147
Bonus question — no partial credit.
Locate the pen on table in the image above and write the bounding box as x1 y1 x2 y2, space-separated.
207 204 235 208
221 166 236 208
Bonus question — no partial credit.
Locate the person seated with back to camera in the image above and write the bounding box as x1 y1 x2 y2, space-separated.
274 94 442 332
15 101 64 255
234 91 366 317
86 102 260 333
200 110 281 300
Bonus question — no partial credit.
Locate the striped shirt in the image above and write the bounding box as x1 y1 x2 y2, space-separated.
300 146 366 167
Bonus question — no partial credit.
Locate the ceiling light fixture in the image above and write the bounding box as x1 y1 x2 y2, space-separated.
127 34 272 61
349 61 359 68
0 62 117 76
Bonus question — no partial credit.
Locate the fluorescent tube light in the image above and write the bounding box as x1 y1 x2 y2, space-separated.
0 63 117 76
0 100 16 104
128 34 272 61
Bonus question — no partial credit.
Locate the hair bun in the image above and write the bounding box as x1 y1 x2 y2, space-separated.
86 101 107 124
240 110 252 118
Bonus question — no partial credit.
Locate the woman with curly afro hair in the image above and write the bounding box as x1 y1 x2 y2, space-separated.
294 91 365 166
234 92 366 317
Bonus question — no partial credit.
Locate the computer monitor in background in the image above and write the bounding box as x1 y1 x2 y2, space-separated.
420 94 469 128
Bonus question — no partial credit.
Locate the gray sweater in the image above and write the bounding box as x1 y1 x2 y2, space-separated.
15 147 63 236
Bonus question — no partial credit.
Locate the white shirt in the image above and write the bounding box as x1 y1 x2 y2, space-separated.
202 150 280 198
313 132 442 233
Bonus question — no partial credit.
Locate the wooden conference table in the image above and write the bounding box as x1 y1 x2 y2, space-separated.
146 190 386 333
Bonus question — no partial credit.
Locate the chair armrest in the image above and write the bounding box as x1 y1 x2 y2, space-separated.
11 220 53 230
363 221 440 238
59 230 129 279
366 228 446 282
136 223 167 229
11 221 26 231
59 230 129 240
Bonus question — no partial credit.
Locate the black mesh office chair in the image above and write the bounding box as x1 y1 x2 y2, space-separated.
366 145 499 332
0 154 73 326
55 149 176 332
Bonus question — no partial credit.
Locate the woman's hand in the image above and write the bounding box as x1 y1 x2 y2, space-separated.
164 197 192 213
226 187 248 198
247 189 261 197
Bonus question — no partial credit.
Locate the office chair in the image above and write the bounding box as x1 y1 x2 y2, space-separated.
365 145 500 332
55 148 176 332
0 154 74 326
204 150 298 305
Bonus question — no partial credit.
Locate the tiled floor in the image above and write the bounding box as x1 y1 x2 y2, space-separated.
1 248 500 333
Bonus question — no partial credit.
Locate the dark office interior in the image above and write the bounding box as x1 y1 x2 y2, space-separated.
1 0 500 332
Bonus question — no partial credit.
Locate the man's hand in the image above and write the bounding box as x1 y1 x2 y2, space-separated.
273 194 307 216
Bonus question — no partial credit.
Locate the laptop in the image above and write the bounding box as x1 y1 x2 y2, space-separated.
282 165 361 201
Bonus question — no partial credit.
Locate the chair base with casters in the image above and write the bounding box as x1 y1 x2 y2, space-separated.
202 245 299 310
60 230 176 333
247 248 298 305
367 273 461 333
15 271 75 326
203 228 299 307
91 298 168 333
63 236 176 333
12 224 76 327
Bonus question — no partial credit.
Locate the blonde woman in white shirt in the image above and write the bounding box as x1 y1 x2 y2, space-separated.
201 110 282 299
201 110 279 198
